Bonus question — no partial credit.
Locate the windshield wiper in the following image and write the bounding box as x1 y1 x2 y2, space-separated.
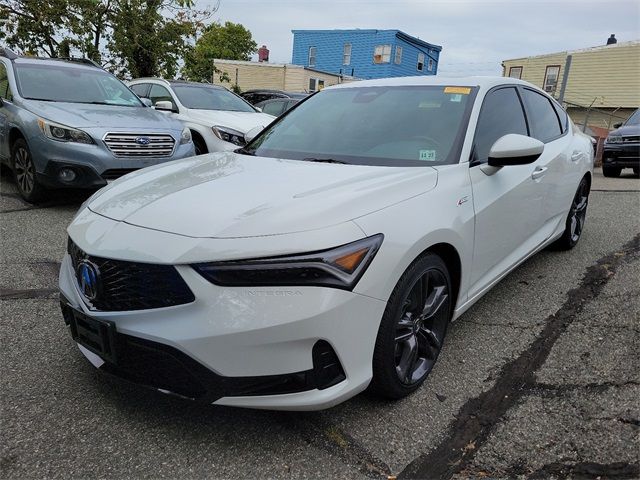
235 147 256 156
23 97 55 102
303 157 349 164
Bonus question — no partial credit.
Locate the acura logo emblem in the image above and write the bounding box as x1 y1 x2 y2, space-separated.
76 260 100 301
135 136 151 145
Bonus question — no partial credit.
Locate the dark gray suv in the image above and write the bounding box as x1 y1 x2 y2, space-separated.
0 49 194 202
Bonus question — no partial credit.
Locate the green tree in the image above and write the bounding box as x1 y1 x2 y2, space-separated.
183 21 257 83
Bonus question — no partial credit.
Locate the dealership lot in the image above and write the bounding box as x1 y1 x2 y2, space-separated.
1 168 638 478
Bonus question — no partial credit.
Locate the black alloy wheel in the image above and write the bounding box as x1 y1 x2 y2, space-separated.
12 138 44 203
552 175 590 250
369 253 452 399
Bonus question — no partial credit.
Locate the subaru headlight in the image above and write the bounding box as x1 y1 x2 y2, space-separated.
193 234 384 290
212 126 246 146
37 118 93 144
606 135 622 144
180 127 192 145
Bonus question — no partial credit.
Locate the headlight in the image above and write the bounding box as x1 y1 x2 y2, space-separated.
212 126 246 146
606 135 622 144
180 127 192 145
192 234 384 290
37 118 93 144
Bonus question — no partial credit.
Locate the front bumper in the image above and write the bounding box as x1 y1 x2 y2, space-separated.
602 143 640 168
59 251 386 410
29 134 195 189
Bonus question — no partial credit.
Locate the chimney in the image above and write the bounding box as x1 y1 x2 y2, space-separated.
258 45 269 62
606 34 617 45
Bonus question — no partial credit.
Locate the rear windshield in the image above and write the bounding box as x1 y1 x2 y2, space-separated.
172 84 255 112
244 85 477 166
14 63 143 107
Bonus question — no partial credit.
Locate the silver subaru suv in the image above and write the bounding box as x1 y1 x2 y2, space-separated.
0 49 195 202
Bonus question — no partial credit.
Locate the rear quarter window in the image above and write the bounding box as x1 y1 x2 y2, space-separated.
522 88 563 142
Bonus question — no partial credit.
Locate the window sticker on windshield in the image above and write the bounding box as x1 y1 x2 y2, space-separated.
450 94 462 103
419 101 441 108
419 150 437 161
444 86 471 95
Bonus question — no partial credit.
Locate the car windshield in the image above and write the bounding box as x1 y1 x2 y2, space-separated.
14 63 143 107
624 109 640 125
172 84 255 112
244 85 477 166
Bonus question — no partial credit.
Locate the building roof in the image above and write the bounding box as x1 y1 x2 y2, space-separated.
291 29 442 52
503 40 640 62
212 59 353 79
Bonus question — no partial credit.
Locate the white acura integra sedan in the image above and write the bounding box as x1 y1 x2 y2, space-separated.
59 77 593 410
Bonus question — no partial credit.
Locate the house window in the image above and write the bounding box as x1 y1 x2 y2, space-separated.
373 45 391 64
543 65 560 93
308 46 317 67
343 44 351 65
394 46 403 64
427 58 434 72
308 78 325 92
508 66 523 79
417 52 425 71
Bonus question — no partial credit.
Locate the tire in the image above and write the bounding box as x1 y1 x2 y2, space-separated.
12 138 45 203
602 165 621 177
369 253 452 399
551 175 590 251
193 134 207 155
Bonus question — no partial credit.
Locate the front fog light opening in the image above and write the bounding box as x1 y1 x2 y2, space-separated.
58 167 78 183
312 340 346 390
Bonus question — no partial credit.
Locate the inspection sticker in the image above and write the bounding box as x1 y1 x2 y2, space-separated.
444 86 471 95
419 150 437 161
450 94 463 102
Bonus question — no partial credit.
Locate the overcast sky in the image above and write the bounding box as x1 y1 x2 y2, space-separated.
194 0 639 76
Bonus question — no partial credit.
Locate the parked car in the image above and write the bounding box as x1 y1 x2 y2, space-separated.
128 79 274 155
241 89 308 106
255 97 302 117
60 76 593 410
602 108 640 177
0 49 194 202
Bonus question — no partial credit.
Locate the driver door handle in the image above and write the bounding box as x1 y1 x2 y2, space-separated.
571 151 583 162
532 166 548 180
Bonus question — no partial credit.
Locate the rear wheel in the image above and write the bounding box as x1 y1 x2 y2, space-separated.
602 165 621 177
12 138 45 203
551 176 590 250
369 253 452 399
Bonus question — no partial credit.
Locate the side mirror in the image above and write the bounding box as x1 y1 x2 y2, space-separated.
487 134 544 167
140 98 153 107
613 122 622 129
244 125 263 144
154 100 175 112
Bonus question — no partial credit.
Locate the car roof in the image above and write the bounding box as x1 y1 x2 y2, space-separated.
329 76 532 91
129 78 225 90
11 56 102 71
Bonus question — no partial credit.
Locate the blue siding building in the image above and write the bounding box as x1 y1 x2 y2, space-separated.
291 29 442 80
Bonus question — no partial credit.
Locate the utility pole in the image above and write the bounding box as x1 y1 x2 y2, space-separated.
558 54 572 103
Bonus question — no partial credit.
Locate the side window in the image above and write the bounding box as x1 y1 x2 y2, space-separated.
149 84 176 110
130 83 150 98
473 87 528 163
308 47 317 67
262 100 286 116
0 63 13 101
522 88 562 142
551 99 568 134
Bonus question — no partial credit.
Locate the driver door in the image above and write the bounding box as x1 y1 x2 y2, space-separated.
467 86 546 299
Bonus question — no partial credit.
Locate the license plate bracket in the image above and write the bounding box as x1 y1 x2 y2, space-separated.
68 309 118 364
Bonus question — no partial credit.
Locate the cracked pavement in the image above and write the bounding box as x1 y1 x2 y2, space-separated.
1 167 639 479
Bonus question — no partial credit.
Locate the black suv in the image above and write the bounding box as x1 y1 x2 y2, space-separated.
602 109 640 177
241 89 307 106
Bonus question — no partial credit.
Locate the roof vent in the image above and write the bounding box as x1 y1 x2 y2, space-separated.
606 34 617 45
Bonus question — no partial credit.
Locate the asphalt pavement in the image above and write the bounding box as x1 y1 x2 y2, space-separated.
1 167 638 479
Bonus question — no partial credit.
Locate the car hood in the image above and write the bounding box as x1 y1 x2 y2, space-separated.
87 152 438 238
610 124 640 137
24 100 182 130
185 109 275 133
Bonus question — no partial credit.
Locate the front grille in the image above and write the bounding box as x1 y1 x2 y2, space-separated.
68 239 195 311
101 168 137 180
103 132 175 158
622 136 640 143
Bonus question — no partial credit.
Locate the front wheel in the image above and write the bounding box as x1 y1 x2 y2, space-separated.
12 138 45 203
369 253 452 399
551 176 590 250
